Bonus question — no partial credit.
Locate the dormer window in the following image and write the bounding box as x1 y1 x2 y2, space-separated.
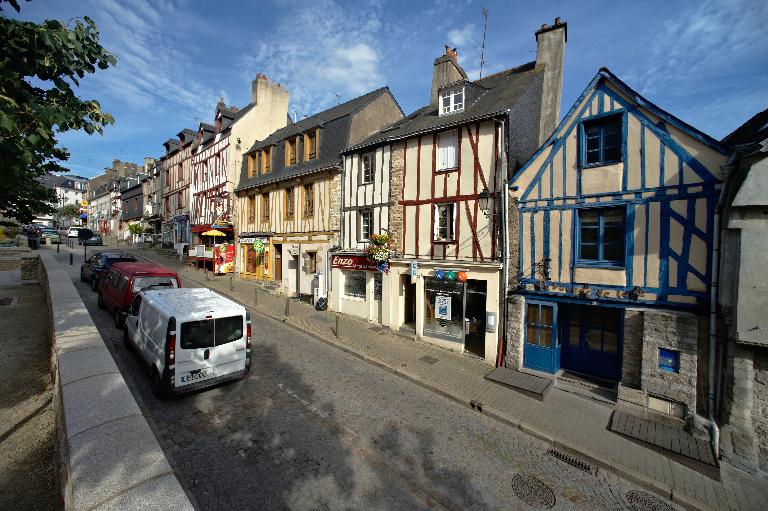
305 129 318 160
286 137 298 165
440 87 464 115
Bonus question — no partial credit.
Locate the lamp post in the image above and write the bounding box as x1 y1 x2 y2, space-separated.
478 188 492 217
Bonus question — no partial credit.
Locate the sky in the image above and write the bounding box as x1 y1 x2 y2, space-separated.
8 0 768 178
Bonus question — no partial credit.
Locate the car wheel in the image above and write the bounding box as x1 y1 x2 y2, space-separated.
80 268 86 282
123 328 134 352
90 277 99 292
114 310 124 330
150 366 168 399
97 293 105 310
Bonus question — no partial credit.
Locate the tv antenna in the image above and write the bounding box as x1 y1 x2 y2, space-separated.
479 7 488 78
330 90 341 105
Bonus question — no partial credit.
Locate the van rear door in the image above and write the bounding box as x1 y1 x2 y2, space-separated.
176 318 216 387
212 313 247 377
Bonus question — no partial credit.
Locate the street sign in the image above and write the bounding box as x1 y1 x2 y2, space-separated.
410 260 418 284
435 295 451 320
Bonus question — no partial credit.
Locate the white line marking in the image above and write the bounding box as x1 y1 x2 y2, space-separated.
277 383 328 418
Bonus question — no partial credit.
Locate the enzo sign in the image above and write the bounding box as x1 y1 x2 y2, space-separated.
331 254 380 272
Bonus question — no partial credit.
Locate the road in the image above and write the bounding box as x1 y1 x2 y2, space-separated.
51 244 678 510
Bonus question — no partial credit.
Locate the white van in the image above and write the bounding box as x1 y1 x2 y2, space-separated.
123 287 252 397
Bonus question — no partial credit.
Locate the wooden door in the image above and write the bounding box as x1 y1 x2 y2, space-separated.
273 244 282 282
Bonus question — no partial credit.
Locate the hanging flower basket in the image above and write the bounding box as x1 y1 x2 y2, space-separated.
367 245 390 262
370 233 390 246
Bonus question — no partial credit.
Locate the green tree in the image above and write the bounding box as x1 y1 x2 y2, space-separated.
58 202 80 218
127 223 144 235
0 0 116 223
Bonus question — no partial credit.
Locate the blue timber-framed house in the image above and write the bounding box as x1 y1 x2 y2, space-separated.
505 68 731 420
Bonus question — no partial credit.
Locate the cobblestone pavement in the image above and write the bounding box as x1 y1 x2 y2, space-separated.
45 244 698 511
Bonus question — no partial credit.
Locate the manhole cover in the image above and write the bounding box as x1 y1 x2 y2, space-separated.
419 355 439 365
511 474 556 509
626 490 674 511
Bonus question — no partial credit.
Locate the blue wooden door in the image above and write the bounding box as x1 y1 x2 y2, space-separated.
523 301 560 374
561 305 621 381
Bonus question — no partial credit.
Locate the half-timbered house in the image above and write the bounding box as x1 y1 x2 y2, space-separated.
506 68 730 420
235 87 402 299
161 129 196 253
337 20 566 363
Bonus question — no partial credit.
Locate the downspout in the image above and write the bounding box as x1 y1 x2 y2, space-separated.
325 162 345 302
498 115 510 367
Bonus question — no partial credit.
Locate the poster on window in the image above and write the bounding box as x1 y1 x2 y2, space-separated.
214 242 235 274
435 295 451 320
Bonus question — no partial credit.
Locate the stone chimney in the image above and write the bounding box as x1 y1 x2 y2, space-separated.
251 73 289 110
534 17 567 145
430 46 467 105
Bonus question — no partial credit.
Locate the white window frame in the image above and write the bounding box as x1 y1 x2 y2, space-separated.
359 208 374 242
440 87 465 115
360 152 375 184
433 203 456 242
437 130 458 171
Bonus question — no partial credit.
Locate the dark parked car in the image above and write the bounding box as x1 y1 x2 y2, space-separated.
80 234 103 246
80 252 137 291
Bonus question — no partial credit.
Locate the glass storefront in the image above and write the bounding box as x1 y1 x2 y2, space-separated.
423 277 465 343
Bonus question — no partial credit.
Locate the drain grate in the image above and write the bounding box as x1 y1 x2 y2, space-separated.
625 490 674 511
418 355 439 365
511 474 556 509
0 297 14 306
546 448 595 474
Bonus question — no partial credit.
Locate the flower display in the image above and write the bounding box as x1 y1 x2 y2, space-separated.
369 233 391 246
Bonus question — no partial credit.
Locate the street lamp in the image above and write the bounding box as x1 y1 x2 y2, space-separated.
478 188 492 216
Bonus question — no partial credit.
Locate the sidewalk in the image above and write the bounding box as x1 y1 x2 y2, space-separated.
127 245 767 511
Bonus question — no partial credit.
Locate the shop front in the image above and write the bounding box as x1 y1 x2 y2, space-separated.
384 260 501 364
329 253 388 323
238 232 271 280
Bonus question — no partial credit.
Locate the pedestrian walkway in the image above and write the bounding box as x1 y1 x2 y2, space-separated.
123 245 767 511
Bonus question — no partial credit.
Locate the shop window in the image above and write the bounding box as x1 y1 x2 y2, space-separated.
526 303 554 348
361 152 375 184
581 114 622 166
285 187 295 219
303 184 314 218
434 203 455 241
359 209 373 241
424 277 464 342
344 270 366 298
306 251 317 274
577 207 625 266
586 307 619 353
437 130 458 170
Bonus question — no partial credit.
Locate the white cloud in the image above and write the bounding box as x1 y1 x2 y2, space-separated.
241 0 387 118
447 23 476 47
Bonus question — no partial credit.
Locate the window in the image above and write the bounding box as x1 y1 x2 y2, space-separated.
261 194 269 222
177 163 183 182
359 209 373 241
659 348 680 373
577 208 625 266
177 191 184 209
582 115 622 166
261 147 272 174
285 187 295 218
344 270 366 298
526 303 555 348
306 130 317 160
286 138 297 165
361 152 375 184
131 276 178 294
440 87 464 115
306 251 317 274
164 197 170 213
437 130 458 170
247 153 256 177
434 203 455 241
303 184 314 217
181 317 241 349
248 196 256 223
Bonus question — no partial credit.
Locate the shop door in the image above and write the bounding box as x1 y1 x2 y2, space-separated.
273 244 282 282
402 274 416 326
523 301 560 374
560 305 622 381
464 281 486 358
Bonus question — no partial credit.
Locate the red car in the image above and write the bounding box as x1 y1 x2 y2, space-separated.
98 262 181 329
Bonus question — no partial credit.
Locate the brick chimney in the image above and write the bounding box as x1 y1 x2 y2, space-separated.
430 45 467 105
534 17 567 145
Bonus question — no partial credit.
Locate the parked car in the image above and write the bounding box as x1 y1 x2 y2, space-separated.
80 234 103 246
123 287 251 397
67 227 83 238
98 262 181 328
40 228 61 244
80 252 137 291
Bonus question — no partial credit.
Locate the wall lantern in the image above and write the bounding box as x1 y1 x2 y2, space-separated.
478 188 491 216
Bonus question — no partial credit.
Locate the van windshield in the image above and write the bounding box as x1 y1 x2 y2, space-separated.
132 276 178 293
180 316 243 350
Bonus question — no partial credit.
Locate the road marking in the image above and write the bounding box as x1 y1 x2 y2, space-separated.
277 383 328 418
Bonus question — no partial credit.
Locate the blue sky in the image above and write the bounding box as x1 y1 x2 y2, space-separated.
9 0 768 178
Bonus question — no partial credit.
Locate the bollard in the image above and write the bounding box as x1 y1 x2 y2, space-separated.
284 297 290 317
205 265 208 281
69 253 73 265
254 287 258 307
57 241 60 253
335 314 341 338
229 275 233 291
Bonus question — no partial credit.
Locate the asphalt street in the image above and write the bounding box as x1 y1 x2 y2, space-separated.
51 244 680 511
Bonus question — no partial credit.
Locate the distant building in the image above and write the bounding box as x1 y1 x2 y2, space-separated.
35 174 89 227
87 159 143 201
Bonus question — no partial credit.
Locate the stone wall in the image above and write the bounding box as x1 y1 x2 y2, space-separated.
621 308 644 388
505 294 526 369
21 254 39 281
641 309 700 415
328 171 342 235
388 142 405 254
754 352 768 471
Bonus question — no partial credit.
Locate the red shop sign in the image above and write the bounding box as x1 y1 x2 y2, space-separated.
331 254 379 271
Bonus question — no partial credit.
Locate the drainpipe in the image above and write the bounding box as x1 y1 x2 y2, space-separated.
498 115 510 367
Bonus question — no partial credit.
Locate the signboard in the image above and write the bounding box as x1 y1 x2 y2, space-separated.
213 242 235 274
240 237 267 245
331 254 380 272
411 260 418 284
435 295 451 320
80 199 89 207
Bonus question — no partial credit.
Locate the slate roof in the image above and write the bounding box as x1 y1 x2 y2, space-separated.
345 62 539 153
39 173 86 190
721 107 768 149
236 87 395 192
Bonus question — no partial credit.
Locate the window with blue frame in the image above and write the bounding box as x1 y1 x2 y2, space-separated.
578 207 625 266
581 115 622 166
526 303 555 348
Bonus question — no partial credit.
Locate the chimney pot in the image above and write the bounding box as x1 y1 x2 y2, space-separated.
555 17 561 25
541 23 548 30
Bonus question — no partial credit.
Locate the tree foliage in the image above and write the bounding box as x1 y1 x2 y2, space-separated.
58 202 80 218
0 0 116 223
128 223 144 235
